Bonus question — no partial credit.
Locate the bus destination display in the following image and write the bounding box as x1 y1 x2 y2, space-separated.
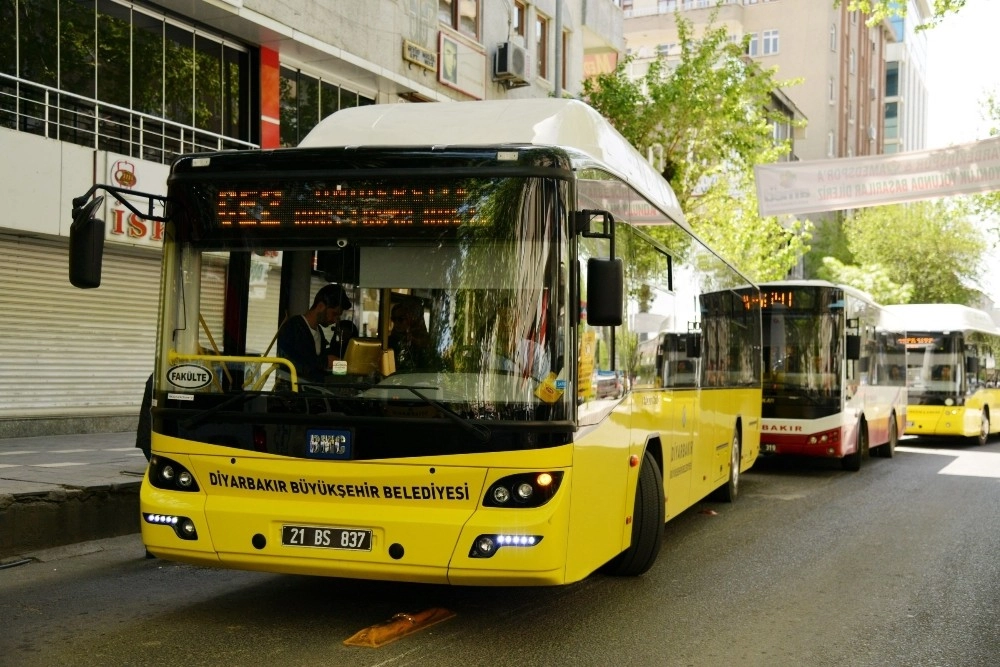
215 185 475 228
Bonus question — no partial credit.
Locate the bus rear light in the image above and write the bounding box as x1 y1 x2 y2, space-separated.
144 513 199 540
483 472 564 508
469 534 543 558
253 425 267 452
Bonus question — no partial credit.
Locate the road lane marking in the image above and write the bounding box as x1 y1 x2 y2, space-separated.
897 446 1000 479
29 462 89 468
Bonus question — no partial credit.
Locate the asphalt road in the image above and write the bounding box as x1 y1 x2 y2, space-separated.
2 436 999 667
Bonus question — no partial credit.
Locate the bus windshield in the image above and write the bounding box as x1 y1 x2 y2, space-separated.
903 332 963 404
761 287 843 411
158 172 571 457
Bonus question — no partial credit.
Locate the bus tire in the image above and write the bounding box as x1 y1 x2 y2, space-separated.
842 421 867 472
975 409 990 447
875 414 897 458
601 451 664 577
712 429 741 502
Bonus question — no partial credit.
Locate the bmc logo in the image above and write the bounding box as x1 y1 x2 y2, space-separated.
761 424 803 433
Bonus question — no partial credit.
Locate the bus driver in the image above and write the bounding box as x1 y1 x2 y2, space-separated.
276 284 352 387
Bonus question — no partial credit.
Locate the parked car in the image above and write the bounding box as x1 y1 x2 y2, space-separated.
594 370 624 399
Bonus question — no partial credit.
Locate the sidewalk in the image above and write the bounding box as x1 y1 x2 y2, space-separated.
0 431 147 560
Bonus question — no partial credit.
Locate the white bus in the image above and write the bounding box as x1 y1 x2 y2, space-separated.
737 280 907 470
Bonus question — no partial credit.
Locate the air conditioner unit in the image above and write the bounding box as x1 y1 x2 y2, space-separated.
495 42 529 84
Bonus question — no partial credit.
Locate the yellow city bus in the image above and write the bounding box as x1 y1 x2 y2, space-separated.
68 99 761 586
884 303 1000 446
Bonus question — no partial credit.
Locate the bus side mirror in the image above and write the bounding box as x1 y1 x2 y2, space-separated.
585 258 623 327
686 334 701 358
845 334 861 360
966 357 980 374
69 196 106 289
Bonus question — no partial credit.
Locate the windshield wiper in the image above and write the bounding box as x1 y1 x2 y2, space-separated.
394 385 491 443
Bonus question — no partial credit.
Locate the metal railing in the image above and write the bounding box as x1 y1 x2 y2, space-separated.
0 73 257 164
625 0 745 18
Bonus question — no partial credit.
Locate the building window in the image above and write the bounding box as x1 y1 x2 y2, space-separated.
762 30 779 55
536 14 549 80
885 62 899 97
827 131 835 158
849 48 856 74
884 101 899 139
830 24 836 51
439 0 480 41
828 77 835 104
562 28 569 87
1 0 253 163
657 44 674 57
514 1 526 38
747 33 759 57
279 68 374 147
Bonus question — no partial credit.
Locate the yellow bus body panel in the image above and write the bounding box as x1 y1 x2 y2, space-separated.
142 382 760 586
904 388 1000 438
143 434 581 585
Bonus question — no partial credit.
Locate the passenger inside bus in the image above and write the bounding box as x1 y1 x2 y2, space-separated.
388 298 442 372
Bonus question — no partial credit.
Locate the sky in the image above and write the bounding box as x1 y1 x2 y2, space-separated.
925 1 1000 148
923 1 1000 302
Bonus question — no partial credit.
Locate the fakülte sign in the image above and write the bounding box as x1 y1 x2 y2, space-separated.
167 364 214 389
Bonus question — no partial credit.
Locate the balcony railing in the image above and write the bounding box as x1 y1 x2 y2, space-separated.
0 73 257 164
625 0 745 18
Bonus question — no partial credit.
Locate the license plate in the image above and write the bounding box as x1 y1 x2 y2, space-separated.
281 525 372 551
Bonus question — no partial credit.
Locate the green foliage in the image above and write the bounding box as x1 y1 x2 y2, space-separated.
841 201 986 304
816 257 913 304
841 0 966 28
581 12 809 282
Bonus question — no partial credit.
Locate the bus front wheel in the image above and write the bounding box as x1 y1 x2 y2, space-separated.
601 451 664 577
842 421 868 472
712 429 741 502
976 409 990 447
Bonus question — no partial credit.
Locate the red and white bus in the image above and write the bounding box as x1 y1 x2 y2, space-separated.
738 281 907 470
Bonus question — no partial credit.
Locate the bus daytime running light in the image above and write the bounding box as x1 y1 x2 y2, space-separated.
469 534 543 558
144 513 199 540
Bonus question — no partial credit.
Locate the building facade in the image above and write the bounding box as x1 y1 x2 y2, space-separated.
623 0 896 162
883 0 930 154
0 0 623 437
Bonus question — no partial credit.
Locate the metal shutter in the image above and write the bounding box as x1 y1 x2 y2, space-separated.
0 236 224 417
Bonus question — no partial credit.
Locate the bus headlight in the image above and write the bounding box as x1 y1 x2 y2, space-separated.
149 455 201 492
482 472 564 508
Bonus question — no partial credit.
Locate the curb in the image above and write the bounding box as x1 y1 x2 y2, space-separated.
0 482 142 561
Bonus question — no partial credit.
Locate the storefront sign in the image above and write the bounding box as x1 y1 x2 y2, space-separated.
102 152 169 247
403 39 436 71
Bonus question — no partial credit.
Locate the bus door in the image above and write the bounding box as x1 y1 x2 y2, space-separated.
661 334 696 518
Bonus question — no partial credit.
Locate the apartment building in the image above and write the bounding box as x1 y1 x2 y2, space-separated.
884 0 931 153
623 0 904 162
0 0 623 437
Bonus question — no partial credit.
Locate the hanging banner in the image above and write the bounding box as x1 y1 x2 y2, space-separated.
755 136 1000 217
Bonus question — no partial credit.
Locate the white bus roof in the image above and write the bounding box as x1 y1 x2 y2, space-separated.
299 99 687 226
882 303 1000 336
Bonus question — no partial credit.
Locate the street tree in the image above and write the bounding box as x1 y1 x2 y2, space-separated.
817 257 914 305
581 13 808 284
838 200 986 304
841 0 965 28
